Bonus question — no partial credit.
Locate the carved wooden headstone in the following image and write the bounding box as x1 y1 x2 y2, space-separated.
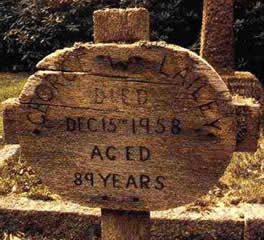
1 7 261 239
4 40 239 209
2 7 259 211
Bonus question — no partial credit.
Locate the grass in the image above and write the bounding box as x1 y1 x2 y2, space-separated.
219 145 264 204
186 95 264 210
0 72 29 140
0 147 59 200
0 72 60 202
185 139 264 212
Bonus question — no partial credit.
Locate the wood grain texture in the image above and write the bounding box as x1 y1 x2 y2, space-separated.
2 98 20 144
3 42 241 211
101 209 150 240
222 71 261 152
234 103 260 152
93 8 149 43
200 0 235 72
223 72 263 103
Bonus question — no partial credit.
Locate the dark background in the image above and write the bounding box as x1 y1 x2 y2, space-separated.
0 0 263 84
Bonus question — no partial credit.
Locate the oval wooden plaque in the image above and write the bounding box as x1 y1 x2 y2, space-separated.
4 42 237 211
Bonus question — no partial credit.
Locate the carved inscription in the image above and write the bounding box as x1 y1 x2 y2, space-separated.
25 73 74 128
20 55 226 197
73 172 166 190
9 43 238 211
95 55 145 74
66 117 181 136
227 78 262 100
87 145 151 162
93 87 149 105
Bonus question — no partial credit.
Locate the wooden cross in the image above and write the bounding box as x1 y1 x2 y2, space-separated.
2 7 260 240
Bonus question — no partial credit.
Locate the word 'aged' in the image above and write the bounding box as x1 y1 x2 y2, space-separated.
90 145 151 162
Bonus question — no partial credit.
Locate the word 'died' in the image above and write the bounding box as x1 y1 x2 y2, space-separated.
74 171 166 190
93 87 148 105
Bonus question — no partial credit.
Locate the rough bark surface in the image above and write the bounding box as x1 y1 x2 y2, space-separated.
222 72 262 152
200 0 235 73
94 8 150 43
233 103 260 152
223 71 264 106
200 0 263 132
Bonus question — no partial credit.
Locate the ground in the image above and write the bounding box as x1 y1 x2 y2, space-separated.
0 72 29 148
0 72 264 239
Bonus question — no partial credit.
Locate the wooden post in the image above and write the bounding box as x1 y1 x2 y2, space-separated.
94 8 151 240
200 0 262 151
93 8 149 44
200 0 235 73
101 209 150 240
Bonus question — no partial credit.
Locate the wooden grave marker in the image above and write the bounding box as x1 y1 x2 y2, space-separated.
2 8 261 239
200 0 263 123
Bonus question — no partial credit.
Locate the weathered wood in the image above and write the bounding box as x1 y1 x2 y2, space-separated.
2 98 20 144
101 209 150 240
200 0 235 72
222 72 262 146
93 8 150 43
223 72 263 103
2 7 261 240
233 103 260 152
200 0 263 125
3 42 240 211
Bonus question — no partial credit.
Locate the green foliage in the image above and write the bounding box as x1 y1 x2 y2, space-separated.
235 1 264 81
0 0 19 71
1 0 121 71
0 0 202 72
0 0 263 83
147 0 202 49
2 0 99 71
120 0 202 48
0 73 28 137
